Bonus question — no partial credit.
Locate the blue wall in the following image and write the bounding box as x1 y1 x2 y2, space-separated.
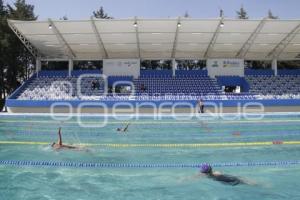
278 69 300 75
38 70 102 77
140 70 172 77
245 69 274 76
107 76 133 85
175 70 208 77
216 76 250 92
139 70 209 77
6 98 300 108
71 70 102 77
38 70 69 77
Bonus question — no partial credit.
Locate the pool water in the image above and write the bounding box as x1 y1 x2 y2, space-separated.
1 113 300 200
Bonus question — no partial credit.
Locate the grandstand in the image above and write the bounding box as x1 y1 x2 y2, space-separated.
246 75 300 96
5 18 300 113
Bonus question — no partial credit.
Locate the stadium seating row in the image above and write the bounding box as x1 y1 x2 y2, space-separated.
15 72 300 101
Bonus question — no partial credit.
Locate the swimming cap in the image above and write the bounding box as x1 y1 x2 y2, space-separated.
200 164 212 174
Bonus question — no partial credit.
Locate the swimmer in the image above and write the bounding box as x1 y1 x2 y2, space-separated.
198 164 256 186
198 99 204 113
51 127 81 150
117 123 130 132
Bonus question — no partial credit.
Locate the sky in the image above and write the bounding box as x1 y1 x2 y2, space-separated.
4 0 300 20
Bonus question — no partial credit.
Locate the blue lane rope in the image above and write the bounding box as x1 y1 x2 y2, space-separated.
0 160 300 168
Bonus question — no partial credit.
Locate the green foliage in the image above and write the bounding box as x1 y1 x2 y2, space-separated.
245 60 272 69
93 6 112 19
184 11 190 18
278 61 300 69
0 0 37 111
236 5 249 19
0 0 6 16
60 15 68 20
141 60 172 70
7 0 36 20
0 98 4 111
268 9 279 19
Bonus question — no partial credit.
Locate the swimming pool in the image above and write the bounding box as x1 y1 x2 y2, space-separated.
1 113 300 200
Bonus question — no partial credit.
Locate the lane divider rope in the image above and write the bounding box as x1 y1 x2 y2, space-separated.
0 160 300 168
1 140 300 147
1 119 300 124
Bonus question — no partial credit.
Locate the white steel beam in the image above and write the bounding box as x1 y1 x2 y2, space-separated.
134 17 141 58
236 18 267 58
171 17 181 58
48 18 76 59
7 20 41 58
90 17 109 59
267 22 300 59
204 18 223 58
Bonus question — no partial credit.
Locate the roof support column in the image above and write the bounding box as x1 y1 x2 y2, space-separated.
134 17 141 58
68 59 73 77
236 18 267 58
272 59 277 76
91 17 109 59
48 18 76 59
172 58 176 77
36 57 41 78
267 22 300 59
171 17 181 58
204 18 223 58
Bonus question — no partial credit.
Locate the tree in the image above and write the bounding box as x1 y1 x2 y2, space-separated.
0 0 37 111
93 6 112 19
0 0 8 111
60 15 68 20
0 0 5 16
267 9 278 19
236 5 249 19
7 0 36 20
184 11 190 18
6 0 37 89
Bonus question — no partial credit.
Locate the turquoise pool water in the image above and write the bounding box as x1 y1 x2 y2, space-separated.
1 113 300 200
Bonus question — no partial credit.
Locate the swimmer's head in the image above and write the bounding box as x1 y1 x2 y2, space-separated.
117 128 121 131
200 164 212 174
51 142 55 147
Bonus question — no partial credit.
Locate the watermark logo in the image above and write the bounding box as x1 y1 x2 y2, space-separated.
48 74 266 128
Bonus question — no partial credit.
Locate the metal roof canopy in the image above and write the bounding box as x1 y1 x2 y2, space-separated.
7 18 300 60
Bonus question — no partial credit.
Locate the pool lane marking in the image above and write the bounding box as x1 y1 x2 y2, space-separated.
2 124 300 133
1 160 300 168
0 141 49 145
1 140 300 147
1 119 300 125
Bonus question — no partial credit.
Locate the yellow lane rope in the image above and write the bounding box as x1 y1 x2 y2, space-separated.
2 125 300 133
1 140 300 147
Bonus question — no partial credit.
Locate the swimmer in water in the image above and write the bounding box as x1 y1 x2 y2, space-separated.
51 127 81 150
198 164 256 186
117 123 130 132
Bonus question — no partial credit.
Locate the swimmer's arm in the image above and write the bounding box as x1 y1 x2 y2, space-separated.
61 144 77 149
123 123 130 132
61 144 88 151
58 127 62 145
64 144 89 152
